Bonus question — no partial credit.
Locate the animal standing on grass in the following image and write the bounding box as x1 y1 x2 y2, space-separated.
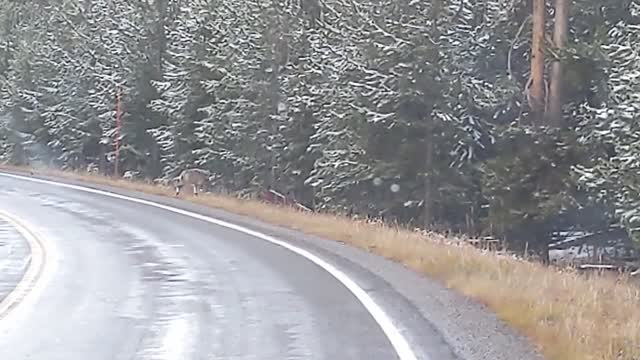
174 168 211 196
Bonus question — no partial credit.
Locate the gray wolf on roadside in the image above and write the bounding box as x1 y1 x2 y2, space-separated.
174 168 211 196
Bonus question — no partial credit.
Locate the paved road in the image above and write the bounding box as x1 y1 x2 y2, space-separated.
0 174 460 360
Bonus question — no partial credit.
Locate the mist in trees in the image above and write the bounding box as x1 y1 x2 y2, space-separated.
1 0 639 262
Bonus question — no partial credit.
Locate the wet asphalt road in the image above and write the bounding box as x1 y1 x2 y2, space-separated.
0 174 436 360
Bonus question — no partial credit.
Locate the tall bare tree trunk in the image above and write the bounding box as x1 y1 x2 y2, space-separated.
423 0 441 229
155 0 168 75
265 5 283 189
529 0 546 125
548 0 569 125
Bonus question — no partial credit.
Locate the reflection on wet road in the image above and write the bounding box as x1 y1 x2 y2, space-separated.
0 175 408 360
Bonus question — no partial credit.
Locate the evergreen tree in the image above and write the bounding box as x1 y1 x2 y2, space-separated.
0 0 638 261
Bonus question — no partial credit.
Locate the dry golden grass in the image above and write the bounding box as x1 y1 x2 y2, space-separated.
2 164 639 360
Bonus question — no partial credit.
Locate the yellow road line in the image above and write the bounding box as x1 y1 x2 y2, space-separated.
0 210 50 323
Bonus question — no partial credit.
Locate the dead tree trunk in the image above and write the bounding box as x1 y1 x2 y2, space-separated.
529 0 546 125
548 0 569 125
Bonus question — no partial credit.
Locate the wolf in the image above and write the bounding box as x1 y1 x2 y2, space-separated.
174 168 211 196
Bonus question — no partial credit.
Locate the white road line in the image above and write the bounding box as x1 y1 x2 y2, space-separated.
0 209 53 329
0 171 419 360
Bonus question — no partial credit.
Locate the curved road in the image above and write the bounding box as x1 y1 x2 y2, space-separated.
0 173 465 360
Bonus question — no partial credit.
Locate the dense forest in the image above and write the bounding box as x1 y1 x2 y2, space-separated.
0 0 639 262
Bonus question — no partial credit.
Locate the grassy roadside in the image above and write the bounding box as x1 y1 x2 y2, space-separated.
2 165 639 360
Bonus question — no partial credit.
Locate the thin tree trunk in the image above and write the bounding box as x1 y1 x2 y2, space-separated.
423 0 441 229
548 0 569 125
155 0 168 76
265 7 282 189
149 138 161 179
424 120 434 229
529 0 546 125
99 143 107 175
540 238 550 264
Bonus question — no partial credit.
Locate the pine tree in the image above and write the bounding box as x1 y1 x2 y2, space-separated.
1 0 638 258
574 1 640 244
